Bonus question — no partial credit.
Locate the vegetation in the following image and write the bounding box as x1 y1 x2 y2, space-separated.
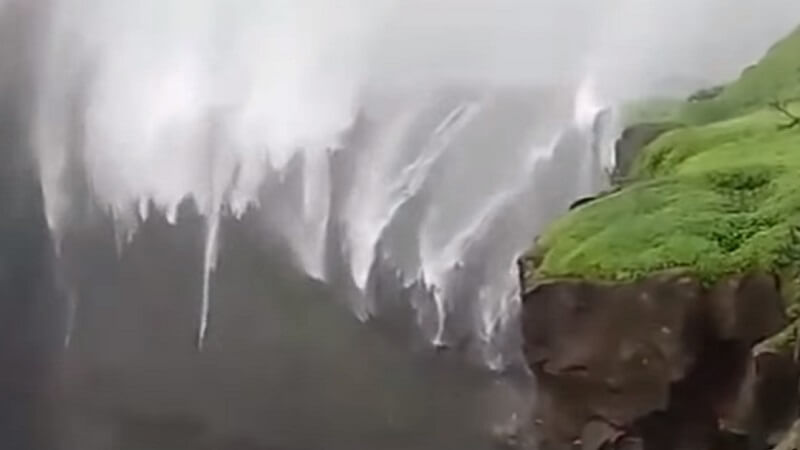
679 25 800 124
621 25 800 128
524 26 800 288
770 98 800 130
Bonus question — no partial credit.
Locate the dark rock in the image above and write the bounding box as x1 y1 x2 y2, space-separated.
568 188 623 211
580 419 623 450
521 271 788 450
613 435 644 450
612 123 679 183
688 86 725 103
706 273 787 344
569 196 599 210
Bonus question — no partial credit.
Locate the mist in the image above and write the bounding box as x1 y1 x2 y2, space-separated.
33 0 800 230
20 0 800 359
370 1 800 92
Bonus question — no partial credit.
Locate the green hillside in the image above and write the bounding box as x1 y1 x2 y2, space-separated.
681 25 800 124
524 26 800 288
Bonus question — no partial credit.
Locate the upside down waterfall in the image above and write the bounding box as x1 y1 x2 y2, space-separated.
35 1 619 367
2 0 800 448
33 0 800 366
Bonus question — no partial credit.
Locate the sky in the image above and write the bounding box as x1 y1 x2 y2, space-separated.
367 0 800 99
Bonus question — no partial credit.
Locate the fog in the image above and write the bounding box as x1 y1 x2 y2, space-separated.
33 0 800 231
368 1 800 88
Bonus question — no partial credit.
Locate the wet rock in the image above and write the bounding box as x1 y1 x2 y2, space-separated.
580 419 623 450
688 86 725 103
568 188 621 211
491 413 538 450
521 271 788 450
707 272 786 344
721 346 800 449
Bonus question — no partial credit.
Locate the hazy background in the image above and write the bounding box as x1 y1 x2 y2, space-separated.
35 0 800 229
368 0 800 94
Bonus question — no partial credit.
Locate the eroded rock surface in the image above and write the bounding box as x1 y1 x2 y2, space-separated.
521 271 791 450
612 123 678 182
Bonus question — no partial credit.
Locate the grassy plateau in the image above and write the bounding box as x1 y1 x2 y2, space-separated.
526 26 800 288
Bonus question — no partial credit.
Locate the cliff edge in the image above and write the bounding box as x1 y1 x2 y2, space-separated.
518 26 800 450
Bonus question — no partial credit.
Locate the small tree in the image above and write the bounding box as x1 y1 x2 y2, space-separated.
769 97 800 130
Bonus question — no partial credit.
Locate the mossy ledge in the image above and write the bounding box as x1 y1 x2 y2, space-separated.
517 25 800 450
526 106 800 288
523 25 800 290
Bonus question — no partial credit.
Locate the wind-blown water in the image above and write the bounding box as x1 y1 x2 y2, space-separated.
29 0 800 365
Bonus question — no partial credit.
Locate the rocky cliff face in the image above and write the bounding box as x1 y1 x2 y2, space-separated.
611 123 678 183
520 272 797 450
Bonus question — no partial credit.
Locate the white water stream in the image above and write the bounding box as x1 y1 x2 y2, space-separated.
27 0 800 366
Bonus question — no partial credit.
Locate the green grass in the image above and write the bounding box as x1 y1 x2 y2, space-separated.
526 107 800 286
680 26 800 124
523 25 800 288
619 26 800 129
631 108 799 179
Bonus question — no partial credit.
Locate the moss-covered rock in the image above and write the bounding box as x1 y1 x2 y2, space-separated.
528 109 800 287
612 122 680 183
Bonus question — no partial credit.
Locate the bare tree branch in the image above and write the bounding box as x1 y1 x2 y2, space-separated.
769 98 800 130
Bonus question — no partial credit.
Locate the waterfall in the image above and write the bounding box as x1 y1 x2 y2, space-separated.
26 0 800 368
